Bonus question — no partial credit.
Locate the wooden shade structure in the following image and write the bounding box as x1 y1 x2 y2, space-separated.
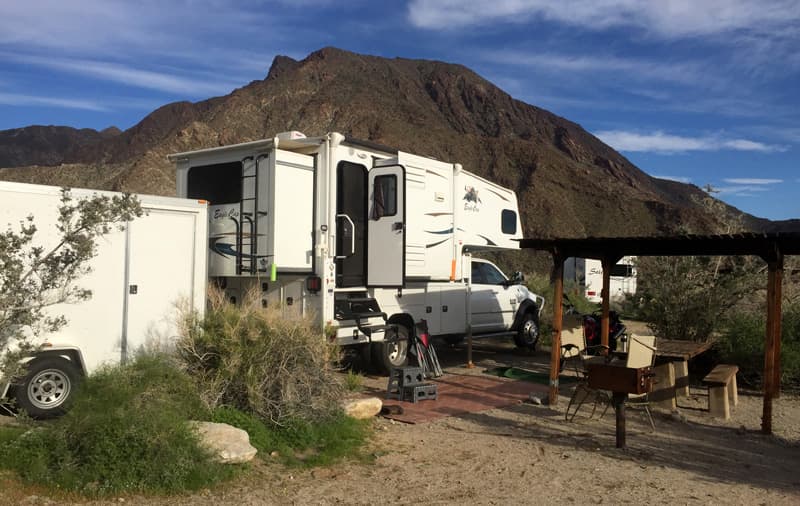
519 232 800 435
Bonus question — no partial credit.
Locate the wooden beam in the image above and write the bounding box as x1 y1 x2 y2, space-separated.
549 255 565 406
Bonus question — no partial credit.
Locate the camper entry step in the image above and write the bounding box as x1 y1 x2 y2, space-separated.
403 383 438 403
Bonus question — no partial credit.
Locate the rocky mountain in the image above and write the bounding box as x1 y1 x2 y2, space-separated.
0 47 785 238
0 125 120 168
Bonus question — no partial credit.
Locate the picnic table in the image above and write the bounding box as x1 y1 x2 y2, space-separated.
649 338 716 410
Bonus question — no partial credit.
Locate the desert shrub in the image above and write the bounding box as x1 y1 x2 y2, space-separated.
177 289 344 426
0 354 232 495
343 370 364 392
717 302 800 390
211 406 370 468
524 272 596 346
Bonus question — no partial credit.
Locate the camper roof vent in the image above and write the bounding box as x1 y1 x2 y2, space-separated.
275 131 306 141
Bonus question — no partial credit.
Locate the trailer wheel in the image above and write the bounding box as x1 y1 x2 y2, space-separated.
514 312 540 351
372 325 410 374
13 357 81 419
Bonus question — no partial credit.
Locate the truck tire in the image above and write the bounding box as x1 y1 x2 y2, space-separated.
514 312 540 351
372 325 410 374
13 357 81 419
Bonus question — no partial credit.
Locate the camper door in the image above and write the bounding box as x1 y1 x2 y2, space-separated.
367 165 405 287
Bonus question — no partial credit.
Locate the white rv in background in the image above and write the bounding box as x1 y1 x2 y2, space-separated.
0 182 208 418
170 131 545 372
564 256 637 304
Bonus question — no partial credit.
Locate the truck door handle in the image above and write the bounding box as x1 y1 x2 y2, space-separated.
392 222 404 231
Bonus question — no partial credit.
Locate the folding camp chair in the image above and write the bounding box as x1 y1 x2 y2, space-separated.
561 315 611 422
622 334 657 431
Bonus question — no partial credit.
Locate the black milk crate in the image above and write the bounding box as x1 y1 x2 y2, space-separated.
403 383 438 403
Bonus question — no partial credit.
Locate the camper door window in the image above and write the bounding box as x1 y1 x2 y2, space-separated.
373 174 397 218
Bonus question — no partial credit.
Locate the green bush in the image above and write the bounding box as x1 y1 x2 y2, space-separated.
524 272 597 346
177 289 344 426
717 302 800 390
0 354 233 495
212 405 371 468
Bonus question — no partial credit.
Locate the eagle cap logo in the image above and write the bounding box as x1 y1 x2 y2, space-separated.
463 186 481 203
463 186 481 212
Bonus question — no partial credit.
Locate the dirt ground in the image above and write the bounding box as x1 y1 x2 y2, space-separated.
3 337 800 506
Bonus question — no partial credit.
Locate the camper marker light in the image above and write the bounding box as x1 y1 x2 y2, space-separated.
270 263 277 282
306 276 322 293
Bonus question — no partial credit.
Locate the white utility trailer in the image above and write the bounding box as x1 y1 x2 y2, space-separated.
0 182 208 417
170 131 544 372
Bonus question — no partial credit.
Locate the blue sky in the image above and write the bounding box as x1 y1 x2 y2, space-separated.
0 0 798 221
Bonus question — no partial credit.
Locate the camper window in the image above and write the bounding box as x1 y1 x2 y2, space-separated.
187 162 242 204
610 263 634 277
373 174 397 218
501 209 517 235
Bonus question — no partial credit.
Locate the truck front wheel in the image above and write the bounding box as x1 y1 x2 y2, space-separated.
514 312 540 351
372 325 410 374
13 357 81 419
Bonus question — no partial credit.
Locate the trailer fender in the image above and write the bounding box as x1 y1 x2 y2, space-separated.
1 347 87 398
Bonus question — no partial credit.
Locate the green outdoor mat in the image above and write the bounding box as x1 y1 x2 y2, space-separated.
484 367 578 385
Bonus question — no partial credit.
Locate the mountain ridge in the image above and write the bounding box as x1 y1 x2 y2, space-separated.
0 46 791 237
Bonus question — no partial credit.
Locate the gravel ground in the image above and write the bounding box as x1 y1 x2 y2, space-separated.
2 337 799 506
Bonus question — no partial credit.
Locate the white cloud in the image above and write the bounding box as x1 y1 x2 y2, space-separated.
483 51 724 89
653 175 691 183
4 53 243 97
0 92 108 111
715 185 771 197
407 0 800 39
594 130 787 153
723 178 782 184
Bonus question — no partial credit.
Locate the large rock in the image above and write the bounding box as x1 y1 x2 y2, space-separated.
189 421 258 464
342 396 382 419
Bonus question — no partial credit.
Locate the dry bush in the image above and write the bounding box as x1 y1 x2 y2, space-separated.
176 288 344 426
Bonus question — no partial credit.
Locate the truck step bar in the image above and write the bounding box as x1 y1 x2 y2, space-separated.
466 330 517 339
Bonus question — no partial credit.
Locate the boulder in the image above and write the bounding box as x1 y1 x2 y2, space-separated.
189 421 258 464
342 396 382 419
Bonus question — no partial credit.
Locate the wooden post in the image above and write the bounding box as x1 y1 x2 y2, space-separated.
601 257 612 351
549 255 565 406
762 253 783 434
772 258 783 398
613 392 627 448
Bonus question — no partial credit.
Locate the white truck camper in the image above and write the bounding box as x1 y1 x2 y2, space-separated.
564 256 637 304
170 131 544 373
0 182 208 418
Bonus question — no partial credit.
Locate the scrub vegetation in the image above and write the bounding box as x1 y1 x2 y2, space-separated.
0 355 233 496
0 291 370 497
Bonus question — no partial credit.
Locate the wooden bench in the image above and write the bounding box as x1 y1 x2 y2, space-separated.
702 364 739 419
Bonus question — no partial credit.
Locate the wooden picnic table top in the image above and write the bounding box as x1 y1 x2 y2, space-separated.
654 338 715 361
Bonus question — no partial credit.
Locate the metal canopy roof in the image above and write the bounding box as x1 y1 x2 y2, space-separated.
519 232 800 263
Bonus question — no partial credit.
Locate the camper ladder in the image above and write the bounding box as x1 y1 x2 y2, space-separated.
237 156 258 275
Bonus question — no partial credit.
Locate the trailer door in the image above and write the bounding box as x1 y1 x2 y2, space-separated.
367 165 405 287
122 209 198 361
